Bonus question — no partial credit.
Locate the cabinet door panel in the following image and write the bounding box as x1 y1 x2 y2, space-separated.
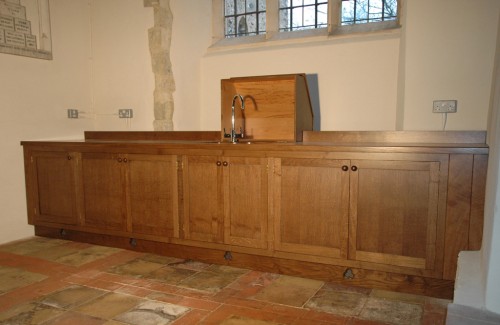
274 158 350 258
349 158 446 272
224 157 268 249
182 155 223 243
31 151 78 225
81 153 126 231
127 154 178 237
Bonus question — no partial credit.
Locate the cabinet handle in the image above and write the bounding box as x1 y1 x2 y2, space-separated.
342 165 348 171
123 158 128 163
223 161 228 167
117 158 122 163
67 155 72 160
216 161 222 166
351 166 358 172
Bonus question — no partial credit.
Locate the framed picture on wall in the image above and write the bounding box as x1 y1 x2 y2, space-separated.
0 0 52 60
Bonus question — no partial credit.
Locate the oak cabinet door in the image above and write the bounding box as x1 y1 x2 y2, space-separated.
223 157 269 249
348 156 447 275
274 157 350 259
28 151 79 225
182 155 224 243
127 154 178 237
81 152 127 231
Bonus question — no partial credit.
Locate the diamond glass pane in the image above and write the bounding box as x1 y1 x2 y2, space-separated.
247 13 257 33
225 0 266 37
292 7 303 28
356 0 369 23
369 0 383 20
226 17 235 36
259 12 266 32
341 0 397 25
303 6 315 27
279 8 290 30
317 4 327 26
237 0 245 14
225 0 235 15
247 0 257 12
384 0 397 18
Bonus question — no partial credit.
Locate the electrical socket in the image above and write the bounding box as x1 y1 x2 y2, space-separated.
118 109 133 118
67 109 79 118
433 100 457 113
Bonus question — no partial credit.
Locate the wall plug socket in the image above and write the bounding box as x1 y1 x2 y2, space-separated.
118 109 133 118
67 109 79 118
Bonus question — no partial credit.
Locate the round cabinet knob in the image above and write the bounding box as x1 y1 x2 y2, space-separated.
216 161 222 166
123 158 128 163
117 157 122 163
223 161 229 167
67 155 72 160
351 166 358 172
342 165 348 171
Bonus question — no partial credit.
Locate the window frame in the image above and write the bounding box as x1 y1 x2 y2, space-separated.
211 0 402 49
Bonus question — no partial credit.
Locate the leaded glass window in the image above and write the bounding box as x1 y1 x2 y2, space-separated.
279 0 328 32
225 0 267 37
341 0 398 25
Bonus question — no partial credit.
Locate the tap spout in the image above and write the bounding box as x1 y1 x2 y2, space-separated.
227 94 245 143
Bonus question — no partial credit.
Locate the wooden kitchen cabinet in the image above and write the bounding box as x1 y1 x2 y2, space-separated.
348 155 448 277
181 154 269 249
274 153 448 277
25 150 80 226
81 152 126 231
81 152 179 237
181 155 223 243
21 131 488 299
273 157 350 259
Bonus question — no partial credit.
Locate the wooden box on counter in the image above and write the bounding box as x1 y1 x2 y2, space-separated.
221 74 314 142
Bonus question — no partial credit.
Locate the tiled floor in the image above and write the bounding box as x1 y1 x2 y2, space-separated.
0 237 449 324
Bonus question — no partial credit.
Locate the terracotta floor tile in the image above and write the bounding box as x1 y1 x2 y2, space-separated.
0 302 65 324
0 237 67 256
305 288 367 317
74 292 143 319
41 311 107 325
177 296 224 311
107 257 166 278
113 300 190 325
203 304 298 325
0 237 446 325
171 309 210 324
0 266 47 293
114 284 154 298
178 265 248 293
251 275 323 307
85 279 125 291
145 265 197 285
359 297 423 325
301 309 353 324
262 303 308 318
224 296 269 310
0 278 69 312
40 285 107 309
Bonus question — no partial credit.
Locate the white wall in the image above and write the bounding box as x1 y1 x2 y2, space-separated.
401 0 499 130
0 0 94 243
200 34 400 131
0 0 155 244
90 0 154 131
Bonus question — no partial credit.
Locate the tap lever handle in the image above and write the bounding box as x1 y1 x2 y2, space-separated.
223 128 231 138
